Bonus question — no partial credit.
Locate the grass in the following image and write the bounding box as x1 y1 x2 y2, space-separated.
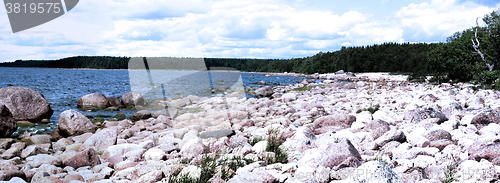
443 154 460 183
264 128 288 164
373 150 393 168
356 105 380 114
97 150 104 156
248 137 263 146
291 85 327 91
113 113 126 121
17 122 35 128
464 102 469 109
91 117 104 123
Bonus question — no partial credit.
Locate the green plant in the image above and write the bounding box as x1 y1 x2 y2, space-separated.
113 113 126 120
97 150 104 156
464 102 469 108
248 137 263 146
443 154 460 183
265 128 288 164
91 117 104 123
373 151 392 168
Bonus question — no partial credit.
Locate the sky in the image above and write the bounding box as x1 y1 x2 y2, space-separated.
0 0 499 62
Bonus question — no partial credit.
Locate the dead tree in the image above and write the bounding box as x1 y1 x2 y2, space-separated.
471 17 497 71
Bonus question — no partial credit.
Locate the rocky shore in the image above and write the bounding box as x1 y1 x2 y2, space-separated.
1 72 500 183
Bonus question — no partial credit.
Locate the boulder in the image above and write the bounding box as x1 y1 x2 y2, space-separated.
155 115 173 127
24 135 53 146
180 138 206 158
364 119 391 140
107 97 122 107
130 110 151 121
199 129 235 139
373 129 406 150
313 114 356 135
404 108 447 124
0 87 53 121
228 170 276 183
0 103 17 138
350 161 402 183
0 170 26 181
469 143 500 162
57 110 97 137
300 137 362 170
0 138 15 149
281 93 297 103
254 86 274 97
79 128 118 151
470 109 500 130
77 93 109 108
425 129 452 142
121 92 144 107
102 144 143 158
63 148 101 169
26 154 62 168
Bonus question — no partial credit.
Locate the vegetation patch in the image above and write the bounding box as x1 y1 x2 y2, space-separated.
112 113 126 121
356 105 380 114
291 84 327 91
264 128 289 164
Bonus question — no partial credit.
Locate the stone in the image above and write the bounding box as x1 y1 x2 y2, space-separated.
121 92 144 107
57 110 97 137
252 141 268 153
77 93 109 108
469 143 500 162
124 149 146 162
130 110 151 121
79 128 117 151
0 138 15 149
470 109 500 130
130 160 171 180
136 170 163 183
0 103 16 138
373 129 406 150
155 115 173 127
404 108 447 124
0 87 53 121
64 148 101 169
281 93 297 102
364 119 390 140
425 129 452 142
313 114 356 135
26 154 62 168
24 135 53 145
107 97 121 107
0 170 26 181
350 161 402 183
440 102 462 118
254 86 274 97
300 137 362 170
63 174 84 183
20 145 46 158
429 139 454 151
102 144 142 158
229 170 276 183
52 138 73 152
199 129 235 139
180 138 206 158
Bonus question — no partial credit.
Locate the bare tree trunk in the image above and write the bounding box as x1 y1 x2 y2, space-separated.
471 17 495 71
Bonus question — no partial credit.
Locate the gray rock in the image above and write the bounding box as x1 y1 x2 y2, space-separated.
64 148 101 169
364 119 391 139
302 137 362 170
373 129 406 150
52 138 73 152
58 110 97 137
254 86 274 97
0 170 26 181
469 143 500 162
0 87 53 121
313 114 356 135
404 108 447 124
77 93 109 108
107 97 122 107
130 110 151 121
425 129 452 142
0 103 16 138
24 135 53 146
79 128 117 151
20 145 47 159
0 138 15 149
121 92 144 107
350 161 402 183
26 154 62 168
199 129 235 139
470 109 500 130
155 115 173 127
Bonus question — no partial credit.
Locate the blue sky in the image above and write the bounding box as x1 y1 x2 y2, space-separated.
0 0 499 62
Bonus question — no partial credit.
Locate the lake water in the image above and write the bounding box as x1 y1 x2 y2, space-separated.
0 67 315 135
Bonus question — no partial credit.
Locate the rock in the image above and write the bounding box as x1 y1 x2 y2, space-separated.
180 138 206 158
373 129 406 150
77 93 109 108
26 154 62 168
313 114 356 135
0 87 53 121
440 102 462 118
130 110 151 121
106 156 125 168
479 123 500 136
64 148 101 169
343 83 355 89
107 97 121 107
252 141 268 153
404 108 447 124
429 139 454 151
24 135 53 145
155 115 173 127
121 92 144 107
79 128 117 151
254 86 274 97
364 119 390 139
0 103 17 138
63 174 84 183
130 160 171 180
425 129 452 142
469 143 500 162
136 170 163 183
20 145 46 158
52 138 73 152
0 138 15 149
199 130 235 139
102 144 142 158
281 93 297 102
258 80 266 85
466 97 485 109
470 109 500 130
142 149 165 161
0 170 26 181
300 137 362 170
350 161 402 183
228 170 277 183
58 110 97 137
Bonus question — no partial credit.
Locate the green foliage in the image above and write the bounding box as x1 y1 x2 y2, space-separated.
356 105 380 114
112 113 126 121
291 85 327 91
17 122 35 128
265 128 288 164
248 137 263 146
91 117 104 123
443 154 460 183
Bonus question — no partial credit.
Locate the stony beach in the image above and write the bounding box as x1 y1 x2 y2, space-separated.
1 72 500 183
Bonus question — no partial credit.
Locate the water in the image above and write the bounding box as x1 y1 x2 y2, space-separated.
0 67 315 135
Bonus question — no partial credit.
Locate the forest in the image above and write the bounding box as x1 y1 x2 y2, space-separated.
1 9 500 89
